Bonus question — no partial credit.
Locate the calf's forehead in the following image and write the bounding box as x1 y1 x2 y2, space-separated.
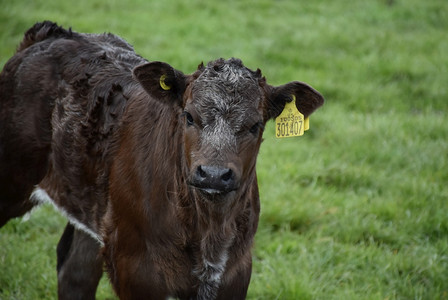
189 59 263 120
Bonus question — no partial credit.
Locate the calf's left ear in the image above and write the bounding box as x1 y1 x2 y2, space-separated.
133 61 187 106
264 81 324 120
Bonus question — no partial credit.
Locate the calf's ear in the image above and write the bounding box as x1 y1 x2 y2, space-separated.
264 81 324 121
133 61 187 106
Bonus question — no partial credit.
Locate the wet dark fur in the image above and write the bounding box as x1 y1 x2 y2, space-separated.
0 21 324 299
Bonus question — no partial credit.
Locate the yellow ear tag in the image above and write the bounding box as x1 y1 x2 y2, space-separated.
275 95 306 138
159 75 171 91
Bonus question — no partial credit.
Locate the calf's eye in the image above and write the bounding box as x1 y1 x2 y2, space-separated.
249 122 263 134
184 111 194 126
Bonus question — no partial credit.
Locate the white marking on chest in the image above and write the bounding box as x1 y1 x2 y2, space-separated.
194 251 229 300
199 253 228 283
194 232 234 300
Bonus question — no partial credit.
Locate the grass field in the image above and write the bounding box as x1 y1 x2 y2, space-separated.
1 0 447 299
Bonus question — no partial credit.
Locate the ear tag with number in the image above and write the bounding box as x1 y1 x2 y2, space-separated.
159 74 171 91
275 95 307 138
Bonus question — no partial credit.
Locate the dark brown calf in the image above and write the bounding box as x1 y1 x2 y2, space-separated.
0 21 324 299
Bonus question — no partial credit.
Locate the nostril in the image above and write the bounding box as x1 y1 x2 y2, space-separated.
197 166 207 179
191 165 237 193
221 169 233 182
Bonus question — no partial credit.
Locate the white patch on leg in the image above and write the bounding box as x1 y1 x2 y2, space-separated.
30 187 104 246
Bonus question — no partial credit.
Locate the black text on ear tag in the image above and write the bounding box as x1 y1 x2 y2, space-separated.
275 95 306 138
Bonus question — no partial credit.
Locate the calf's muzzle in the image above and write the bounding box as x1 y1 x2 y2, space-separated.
190 165 238 195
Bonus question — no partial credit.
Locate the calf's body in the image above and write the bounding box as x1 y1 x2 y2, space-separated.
0 21 323 299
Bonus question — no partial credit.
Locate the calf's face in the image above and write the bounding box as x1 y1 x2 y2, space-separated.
182 60 265 196
133 58 324 200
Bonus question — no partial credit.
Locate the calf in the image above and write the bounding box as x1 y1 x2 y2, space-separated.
0 21 324 299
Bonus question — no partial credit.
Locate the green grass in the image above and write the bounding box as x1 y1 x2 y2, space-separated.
1 0 447 299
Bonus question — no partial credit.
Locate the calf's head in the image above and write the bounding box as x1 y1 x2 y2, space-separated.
133 58 323 201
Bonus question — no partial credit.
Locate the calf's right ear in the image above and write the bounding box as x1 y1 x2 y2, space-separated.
133 61 187 106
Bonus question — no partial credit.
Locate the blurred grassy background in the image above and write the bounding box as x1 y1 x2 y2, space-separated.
1 0 447 299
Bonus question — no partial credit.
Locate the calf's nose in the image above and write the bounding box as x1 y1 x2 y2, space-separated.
193 165 237 194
